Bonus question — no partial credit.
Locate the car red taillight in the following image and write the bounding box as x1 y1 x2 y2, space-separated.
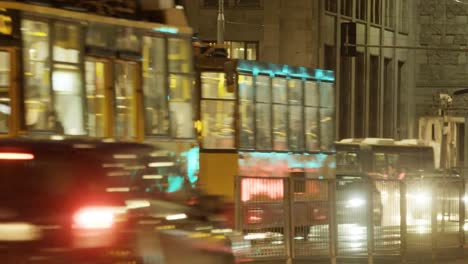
73 206 125 229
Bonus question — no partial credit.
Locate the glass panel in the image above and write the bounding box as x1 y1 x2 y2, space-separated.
143 36 168 136
230 41 245 59
170 101 194 138
169 75 194 138
272 77 287 103
246 43 257 60
201 100 235 149
238 74 253 101
85 60 107 137
320 108 335 151
273 104 287 151
0 51 10 133
22 19 53 131
114 62 137 139
305 81 319 107
305 107 319 151
86 23 115 48
239 101 254 149
201 72 234 99
168 38 191 73
53 22 80 63
52 64 84 135
116 27 141 52
288 79 303 105
289 105 304 151
256 103 272 150
320 82 335 108
255 75 271 103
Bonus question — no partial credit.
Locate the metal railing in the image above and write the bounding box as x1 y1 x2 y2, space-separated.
234 176 468 263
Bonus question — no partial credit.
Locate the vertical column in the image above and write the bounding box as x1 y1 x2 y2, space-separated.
367 179 375 264
400 180 407 263
329 179 338 264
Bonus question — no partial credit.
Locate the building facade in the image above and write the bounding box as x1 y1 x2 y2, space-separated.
182 0 418 140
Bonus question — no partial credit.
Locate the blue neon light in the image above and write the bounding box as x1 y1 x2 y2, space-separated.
154 27 179 34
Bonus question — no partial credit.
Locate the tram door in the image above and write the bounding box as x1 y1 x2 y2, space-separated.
85 58 141 140
0 48 17 137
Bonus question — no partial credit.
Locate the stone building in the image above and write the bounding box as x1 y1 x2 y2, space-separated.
182 0 420 140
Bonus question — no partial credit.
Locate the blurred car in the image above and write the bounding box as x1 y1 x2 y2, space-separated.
0 138 235 264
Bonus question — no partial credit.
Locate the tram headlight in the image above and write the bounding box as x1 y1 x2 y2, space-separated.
346 198 365 208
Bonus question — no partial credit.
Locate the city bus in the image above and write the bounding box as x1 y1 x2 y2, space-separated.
0 1 198 194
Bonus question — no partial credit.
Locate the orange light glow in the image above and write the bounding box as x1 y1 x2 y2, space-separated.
0 152 34 160
241 178 284 202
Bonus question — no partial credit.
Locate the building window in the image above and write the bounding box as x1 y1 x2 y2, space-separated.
369 55 380 137
339 57 351 139
325 0 338 13
399 0 408 33
305 81 319 151
255 75 272 150
204 41 258 60
354 53 365 138
384 0 395 29
202 0 228 8
272 77 287 151
239 75 255 149
371 0 381 24
320 82 335 151
22 19 85 135
383 58 393 138
200 72 235 149
356 0 366 20
340 0 352 17
235 0 261 7
397 61 406 138
288 79 304 151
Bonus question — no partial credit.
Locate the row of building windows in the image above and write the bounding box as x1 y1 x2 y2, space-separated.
203 41 258 60
325 0 408 33
20 17 194 139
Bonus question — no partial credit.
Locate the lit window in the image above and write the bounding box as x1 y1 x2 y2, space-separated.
204 41 258 60
0 51 10 133
114 62 138 139
85 60 107 137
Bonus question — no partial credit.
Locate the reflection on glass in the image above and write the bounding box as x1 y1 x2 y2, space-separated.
273 104 287 151
0 51 10 133
86 23 115 48
169 74 193 138
22 19 52 131
320 82 335 108
289 105 304 151
246 43 257 60
272 78 287 103
85 60 107 137
201 100 235 149
143 36 168 136
168 38 191 73
320 108 335 151
256 103 271 150
255 75 271 103
239 75 254 149
305 81 319 107
53 22 80 63
230 41 245 59
52 65 84 135
201 72 234 99
116 27 141 52
305 107 319 151
114 62 137 139
288 79 303 105
238 75 253 101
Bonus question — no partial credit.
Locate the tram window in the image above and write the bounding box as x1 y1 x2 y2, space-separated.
53 22 80 63
305 107 319 151
272 78 286 104
52 65 84 135
229 42 245 59
239 75 254 149
255 75 271 103
256 103 272 150
305 81 319 107
168 38 191 73
22 19 52 131
114 62 137 139
201 100 235 149
169 74 194 138
288 79 303 105
116 27 141 52
246 43 257 60
273 105 287 151
143 36 169 136
289 105 304 151
320 82 335 108
85 61 107 137
0 51 10 133
320 108 334 150
201 72 234 99
337 151 359 174
86 23 115 48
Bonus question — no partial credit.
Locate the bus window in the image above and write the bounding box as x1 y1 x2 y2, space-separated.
0 51 10 133
336 151 359 175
